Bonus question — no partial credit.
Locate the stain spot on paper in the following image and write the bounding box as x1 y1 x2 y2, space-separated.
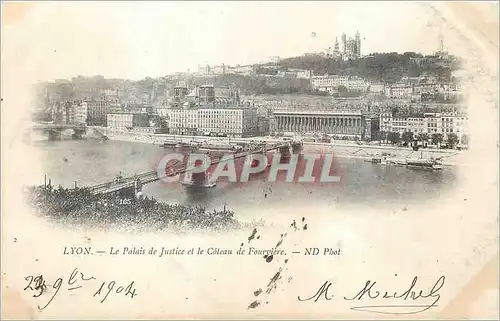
264 254 273 263
248 228 257 242
248 300 261 309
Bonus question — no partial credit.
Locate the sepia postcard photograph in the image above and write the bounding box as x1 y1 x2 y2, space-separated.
1 1 499 319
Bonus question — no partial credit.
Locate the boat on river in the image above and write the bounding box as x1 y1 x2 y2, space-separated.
365 155 442 170
162 140 177 148
175 142 199 149
388 158 407 167
365 157 388 165
181 181 217 188
161 141 199 149
198 144 243 153
406 159 443 171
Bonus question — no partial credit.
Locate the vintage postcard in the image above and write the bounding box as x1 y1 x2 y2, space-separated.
1 1 498 319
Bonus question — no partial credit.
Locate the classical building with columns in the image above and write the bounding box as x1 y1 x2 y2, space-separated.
272 110 366 139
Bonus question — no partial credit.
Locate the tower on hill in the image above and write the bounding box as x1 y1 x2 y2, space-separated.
338 31 361 61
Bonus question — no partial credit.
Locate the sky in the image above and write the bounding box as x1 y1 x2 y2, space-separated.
0 1 486 81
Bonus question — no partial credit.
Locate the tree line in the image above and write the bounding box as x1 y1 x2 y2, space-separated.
376 131 468 149
278 52 460 84
36 52 461 103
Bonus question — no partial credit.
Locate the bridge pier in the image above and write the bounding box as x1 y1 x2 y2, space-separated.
278 145 291 163
278 145 290 155
191 171 208 185
134 178 143 198
291 141 303 153
258 143 267 155
118 186 136 199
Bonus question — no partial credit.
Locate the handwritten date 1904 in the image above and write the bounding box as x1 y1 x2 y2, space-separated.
23 268 137 310
93 280 138 303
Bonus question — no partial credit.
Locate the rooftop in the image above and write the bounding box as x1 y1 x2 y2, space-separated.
273 110 363 115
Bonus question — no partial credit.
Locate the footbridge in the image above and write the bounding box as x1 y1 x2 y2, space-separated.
86 140 302 196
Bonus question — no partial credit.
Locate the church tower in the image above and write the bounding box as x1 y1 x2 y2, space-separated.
341 33 347 55
355 31 361 57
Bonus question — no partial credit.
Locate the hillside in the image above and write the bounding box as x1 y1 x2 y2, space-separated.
36 52 462 105
277 52 461 83
193 74 325 96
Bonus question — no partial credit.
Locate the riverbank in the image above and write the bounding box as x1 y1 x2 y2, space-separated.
87 126 466 166
301 143 468 166
24 184 240 231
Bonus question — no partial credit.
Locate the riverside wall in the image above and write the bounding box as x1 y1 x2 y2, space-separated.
87 126 467 166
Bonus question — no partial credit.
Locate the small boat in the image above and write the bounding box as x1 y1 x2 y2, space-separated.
199 144 243 153
365 157 388 165
406 159 443 171
367 157 382 164
175 142 199 149
389 158 407 167
162 141 177 148
181 181 217 188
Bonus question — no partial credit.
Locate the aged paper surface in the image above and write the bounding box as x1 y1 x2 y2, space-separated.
1 1 498 319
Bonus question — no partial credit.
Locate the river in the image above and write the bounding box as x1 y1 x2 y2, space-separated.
28 139 459 221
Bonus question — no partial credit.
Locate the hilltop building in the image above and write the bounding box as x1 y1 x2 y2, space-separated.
327 31 361 61
341 31 361 61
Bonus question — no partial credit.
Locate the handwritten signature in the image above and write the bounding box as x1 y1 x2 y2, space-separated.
298 275 445 315
23 268 138 310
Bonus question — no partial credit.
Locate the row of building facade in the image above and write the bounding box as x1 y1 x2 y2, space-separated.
51 100 469 142
167 107 261 137
53 100 121 126
310 74 462 100
379 112 468 138
48 79 469 143
272 110 368 138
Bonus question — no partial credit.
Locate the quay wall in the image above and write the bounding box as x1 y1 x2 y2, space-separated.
87 126 468 166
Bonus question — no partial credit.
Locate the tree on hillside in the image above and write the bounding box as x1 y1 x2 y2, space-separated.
431 133 444 146
387 132 400 145
278 52 458 84
402 131 414 145
336 85 363 98
417 133 430 147
447 133 459 149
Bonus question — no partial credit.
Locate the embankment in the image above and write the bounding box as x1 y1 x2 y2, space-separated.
87 126 467 166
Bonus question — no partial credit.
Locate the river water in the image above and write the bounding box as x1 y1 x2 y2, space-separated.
30 139 459 220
